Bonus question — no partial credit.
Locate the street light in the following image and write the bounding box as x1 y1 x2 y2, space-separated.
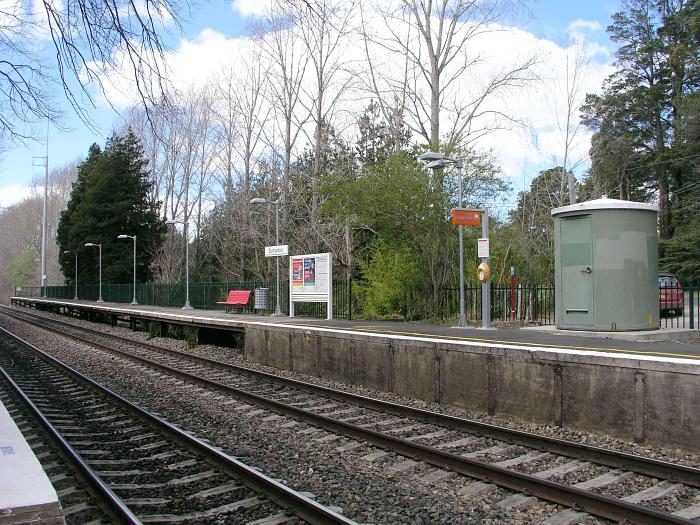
63 250 78 300
83 243 103 302
419 152 491 329
250 197 283 316
117 234 138 305
419 151 467 328
166 219 192 309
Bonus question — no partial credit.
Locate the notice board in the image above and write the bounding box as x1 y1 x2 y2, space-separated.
289 252 332 319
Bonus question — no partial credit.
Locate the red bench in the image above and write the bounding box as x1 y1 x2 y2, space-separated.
216 290 252 313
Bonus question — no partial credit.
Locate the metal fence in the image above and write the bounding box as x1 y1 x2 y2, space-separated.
16 280 554 324
401 284 554 324
15 278 700 329
17 280 352 319
659 280 699 329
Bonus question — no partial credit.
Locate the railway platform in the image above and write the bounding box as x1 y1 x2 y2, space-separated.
0 397 63 524
6 297 700 451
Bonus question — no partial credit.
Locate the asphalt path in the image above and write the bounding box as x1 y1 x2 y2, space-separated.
290 317 700 361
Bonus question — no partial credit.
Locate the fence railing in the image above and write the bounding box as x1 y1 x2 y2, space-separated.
16 280 554 324
401 284 554 325
659 281 699 330
14 278 700 330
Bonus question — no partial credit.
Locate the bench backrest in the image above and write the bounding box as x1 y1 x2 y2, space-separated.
226 290 252 304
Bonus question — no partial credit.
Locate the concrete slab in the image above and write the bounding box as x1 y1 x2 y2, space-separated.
457 481 496 497
496 494 537 511
673 502 700 519
622 481 681 503
524 325 699 343
0 400 63 524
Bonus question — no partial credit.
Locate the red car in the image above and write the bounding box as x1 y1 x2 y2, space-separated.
659 272 684 316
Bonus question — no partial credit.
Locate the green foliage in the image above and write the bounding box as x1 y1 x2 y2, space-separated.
57 130 165 287
659 216 700 282
356 241 420 319
4 250 35 288
581 0 700 238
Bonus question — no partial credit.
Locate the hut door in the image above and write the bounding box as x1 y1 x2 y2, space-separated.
561 215 593 326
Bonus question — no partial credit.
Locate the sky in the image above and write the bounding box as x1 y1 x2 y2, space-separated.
0 0 624 209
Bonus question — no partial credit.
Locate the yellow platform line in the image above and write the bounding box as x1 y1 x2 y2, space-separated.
352 327 700 361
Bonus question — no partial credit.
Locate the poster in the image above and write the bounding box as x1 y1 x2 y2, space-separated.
292 259 303 286
304 258 315 286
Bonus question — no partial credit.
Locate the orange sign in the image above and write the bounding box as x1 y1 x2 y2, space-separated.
451 209 481 226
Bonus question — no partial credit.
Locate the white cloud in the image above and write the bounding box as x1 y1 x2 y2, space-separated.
567 19 601 33
231 0 274 17
0 184 33 208
92 8 614 197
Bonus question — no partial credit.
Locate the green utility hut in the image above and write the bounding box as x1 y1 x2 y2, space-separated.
551 197 659 331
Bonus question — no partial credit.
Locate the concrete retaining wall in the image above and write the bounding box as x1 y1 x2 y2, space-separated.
245 325 700 450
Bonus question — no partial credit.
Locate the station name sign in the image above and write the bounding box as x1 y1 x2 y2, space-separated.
265 245 289 257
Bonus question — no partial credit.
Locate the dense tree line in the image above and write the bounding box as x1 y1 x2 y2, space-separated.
581 0 700 280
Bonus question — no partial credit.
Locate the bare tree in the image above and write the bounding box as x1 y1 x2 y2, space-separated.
547 39 592 206
1 0 180 141
0 160 79 300
255 0 312 226
362 0 536 152
295 0 357 251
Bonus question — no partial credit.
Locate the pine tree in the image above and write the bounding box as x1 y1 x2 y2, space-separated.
57 131 165 288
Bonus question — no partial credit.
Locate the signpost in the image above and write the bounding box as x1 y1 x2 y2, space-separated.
289 252 333 319
477 238 489 258
452 208 481 226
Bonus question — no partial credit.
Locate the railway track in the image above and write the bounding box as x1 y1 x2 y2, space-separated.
3 306 700 524
0 379 119 524
0 324 357 525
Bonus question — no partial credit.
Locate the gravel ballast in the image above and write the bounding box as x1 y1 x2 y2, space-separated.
4 307 699 523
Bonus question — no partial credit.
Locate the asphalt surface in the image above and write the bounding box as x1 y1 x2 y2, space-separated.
8 298 700 361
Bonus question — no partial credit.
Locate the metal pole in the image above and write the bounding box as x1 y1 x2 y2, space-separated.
274 202 281 316
131 236 138 305
481 209 490 329
74 252 78 300
183 222 192 309
456 161 466 327
97 244 103 302
41 156 48 297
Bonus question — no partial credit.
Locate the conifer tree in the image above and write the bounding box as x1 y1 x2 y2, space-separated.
57 131 165 288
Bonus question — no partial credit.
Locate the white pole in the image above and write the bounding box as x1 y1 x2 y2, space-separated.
274 202 282 316
97 244 103 302
74 251 78 300
131 236 138 305
184 223 192 309
41 156 48 297
457 161 466 328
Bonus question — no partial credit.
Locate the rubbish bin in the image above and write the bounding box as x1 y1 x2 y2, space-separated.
254 288 269 312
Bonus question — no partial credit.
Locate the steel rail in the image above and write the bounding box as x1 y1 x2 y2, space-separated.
0 367 141 525
0 325 357 525
1 314 692 525
5 305 699 489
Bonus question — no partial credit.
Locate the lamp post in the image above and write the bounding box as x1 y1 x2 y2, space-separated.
419 152 468 328
64 250 78 300
118 234 138 305
166 219 192 309
84 243 103 302
250 197 282 316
